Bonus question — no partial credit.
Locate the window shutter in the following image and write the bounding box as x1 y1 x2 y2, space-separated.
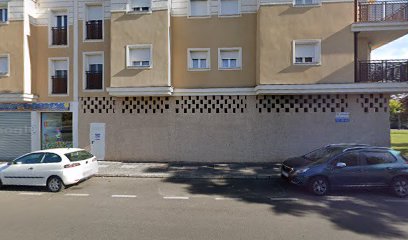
130 48 151 62
220 50 239 59
220 0 239 15
190 51 207 59
87 5 103 21
53 60 68 71
131 0 151 8
87 55 103 65
190 0 208 16
295 44 315 58
0 57 7 73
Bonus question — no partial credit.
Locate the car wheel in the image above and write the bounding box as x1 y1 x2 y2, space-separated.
309 177 329 196
47 176 63 192
392 177 408 198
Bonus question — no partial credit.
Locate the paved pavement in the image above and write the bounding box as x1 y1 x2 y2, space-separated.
96 161 281 178
0 177 407 240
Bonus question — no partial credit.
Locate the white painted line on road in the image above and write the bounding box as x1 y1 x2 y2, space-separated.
120 165 139 169
98 165 109 168
215 197 239 201
269 197 299 201
384 199 408 203
112 195 137 198
64 193 90 197
163 196 189 200
18 192 44 196
325 196 351 201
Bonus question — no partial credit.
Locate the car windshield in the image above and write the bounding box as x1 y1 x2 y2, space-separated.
303 146 345 163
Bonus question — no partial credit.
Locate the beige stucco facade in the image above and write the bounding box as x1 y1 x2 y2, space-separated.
0 21 25 93
171 14 257 88
257 3 355 85
110 11 170 88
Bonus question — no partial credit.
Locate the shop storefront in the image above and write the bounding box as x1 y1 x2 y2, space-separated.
41 112 73 149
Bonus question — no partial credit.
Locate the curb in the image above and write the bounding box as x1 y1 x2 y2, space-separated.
96 173 281 179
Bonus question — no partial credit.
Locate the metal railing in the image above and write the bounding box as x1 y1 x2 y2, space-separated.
357 0 408 22
86 71 103 90
51 76 68 94
357 60 408 82
51 27 67 45
85 20 103 40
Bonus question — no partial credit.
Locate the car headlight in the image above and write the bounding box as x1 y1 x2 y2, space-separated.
294 168 309 175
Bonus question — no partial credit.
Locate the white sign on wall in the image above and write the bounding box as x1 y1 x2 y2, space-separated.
335 112 350 123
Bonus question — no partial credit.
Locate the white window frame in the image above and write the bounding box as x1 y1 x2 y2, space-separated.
218 47 242 70
83 3 104 42
126 44 153 69
188 0 211 18
83 51 104 92
187 48 211 71
292 0 321 7
127 0 152 14
48 57 70 97
218 0 241 17
0 4 9 24
0 54 10 77
48 9 69 48
292 39 321 66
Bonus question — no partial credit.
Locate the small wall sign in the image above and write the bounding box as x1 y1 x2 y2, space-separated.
335 112 350 123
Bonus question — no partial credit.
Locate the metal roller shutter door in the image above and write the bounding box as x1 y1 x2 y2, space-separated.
0 112 31 160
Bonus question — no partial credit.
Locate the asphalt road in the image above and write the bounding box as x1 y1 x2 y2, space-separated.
0 177 407 240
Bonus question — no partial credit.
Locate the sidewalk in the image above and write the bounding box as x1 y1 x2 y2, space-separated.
97 161 282 179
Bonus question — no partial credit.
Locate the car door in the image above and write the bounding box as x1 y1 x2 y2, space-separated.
329 152 364 187
1 153 45 186
359 151 399 187
36 153 64 186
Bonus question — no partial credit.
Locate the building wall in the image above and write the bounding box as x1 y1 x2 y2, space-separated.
0 21 24 93
257 3 355 85
78 94 390 162
110 11 170 88
171 14 257 88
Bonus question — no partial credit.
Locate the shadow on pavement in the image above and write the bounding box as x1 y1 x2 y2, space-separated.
144 165 408 239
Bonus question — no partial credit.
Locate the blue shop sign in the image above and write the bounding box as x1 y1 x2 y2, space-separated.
0 102 70 111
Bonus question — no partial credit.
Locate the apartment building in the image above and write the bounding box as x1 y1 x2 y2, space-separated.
0 0 407 161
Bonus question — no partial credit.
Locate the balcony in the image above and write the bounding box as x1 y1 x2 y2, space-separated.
357 60 408 83
86 71 103 90
85 20 103 40
51 76 68 94
357 0 408 22
52 27 67 45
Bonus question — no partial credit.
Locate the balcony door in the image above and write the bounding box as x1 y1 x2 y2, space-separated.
85 53 103 90
52 13 68 45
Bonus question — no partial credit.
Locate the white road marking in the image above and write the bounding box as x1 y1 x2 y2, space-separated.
18 192 44 196
269 197 299 201
163 196 189 200
64 193 90 197
325 196 351 201
111 195 137 198
215 197 239 201
98 165 109 168
120 165 139 169
384 199 408 203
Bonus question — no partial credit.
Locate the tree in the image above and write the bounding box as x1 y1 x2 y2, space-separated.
390 99 405 129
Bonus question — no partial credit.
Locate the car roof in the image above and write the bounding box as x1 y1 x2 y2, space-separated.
32 148 85 155
343 146 393 152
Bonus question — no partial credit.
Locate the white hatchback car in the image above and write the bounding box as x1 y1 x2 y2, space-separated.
0 148 98 192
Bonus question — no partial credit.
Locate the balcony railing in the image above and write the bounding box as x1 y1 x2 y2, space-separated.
86 71 103 90
52 27 67 45
51 76 68 94
357 0 408 22
86 20 103 40
357 60 408 83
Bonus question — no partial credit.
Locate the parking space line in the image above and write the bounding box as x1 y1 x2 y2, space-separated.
98 165 110 168
18 192 44 196
163 196 189 200
215 197 239 201
64 193 90 197
111 195 137 198
269 197 299 201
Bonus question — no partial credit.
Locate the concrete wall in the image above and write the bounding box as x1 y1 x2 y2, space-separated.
78 94 390 162
257 3 355 85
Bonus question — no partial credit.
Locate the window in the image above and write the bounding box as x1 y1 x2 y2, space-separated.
14 153 45 164
0 7 8 23
51 11 68 46
218 48 241 70
85 5 103 40
0 55 9 76
189 0 209 17
65 151 94 162
41 112 73 149
219 0 240 16
363 151 397 165
49 59 69 95
293 0 321 7
43 153 62 163
336 153 360 167
188 49 210 70
293 40 321 65
129 0 151 13
127 45 152 68
84 53 104 90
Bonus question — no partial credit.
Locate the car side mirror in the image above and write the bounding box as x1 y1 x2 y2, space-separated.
336 162 347 168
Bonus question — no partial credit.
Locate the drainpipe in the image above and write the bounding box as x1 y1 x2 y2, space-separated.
354 32 359 82
72 0 79 148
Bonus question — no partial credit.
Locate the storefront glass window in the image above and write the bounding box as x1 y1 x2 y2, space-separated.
41 112 73 149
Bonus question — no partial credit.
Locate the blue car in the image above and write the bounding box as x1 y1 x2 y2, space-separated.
281 144 408 197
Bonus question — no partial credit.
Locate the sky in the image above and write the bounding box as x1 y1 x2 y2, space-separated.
371 34 408 60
